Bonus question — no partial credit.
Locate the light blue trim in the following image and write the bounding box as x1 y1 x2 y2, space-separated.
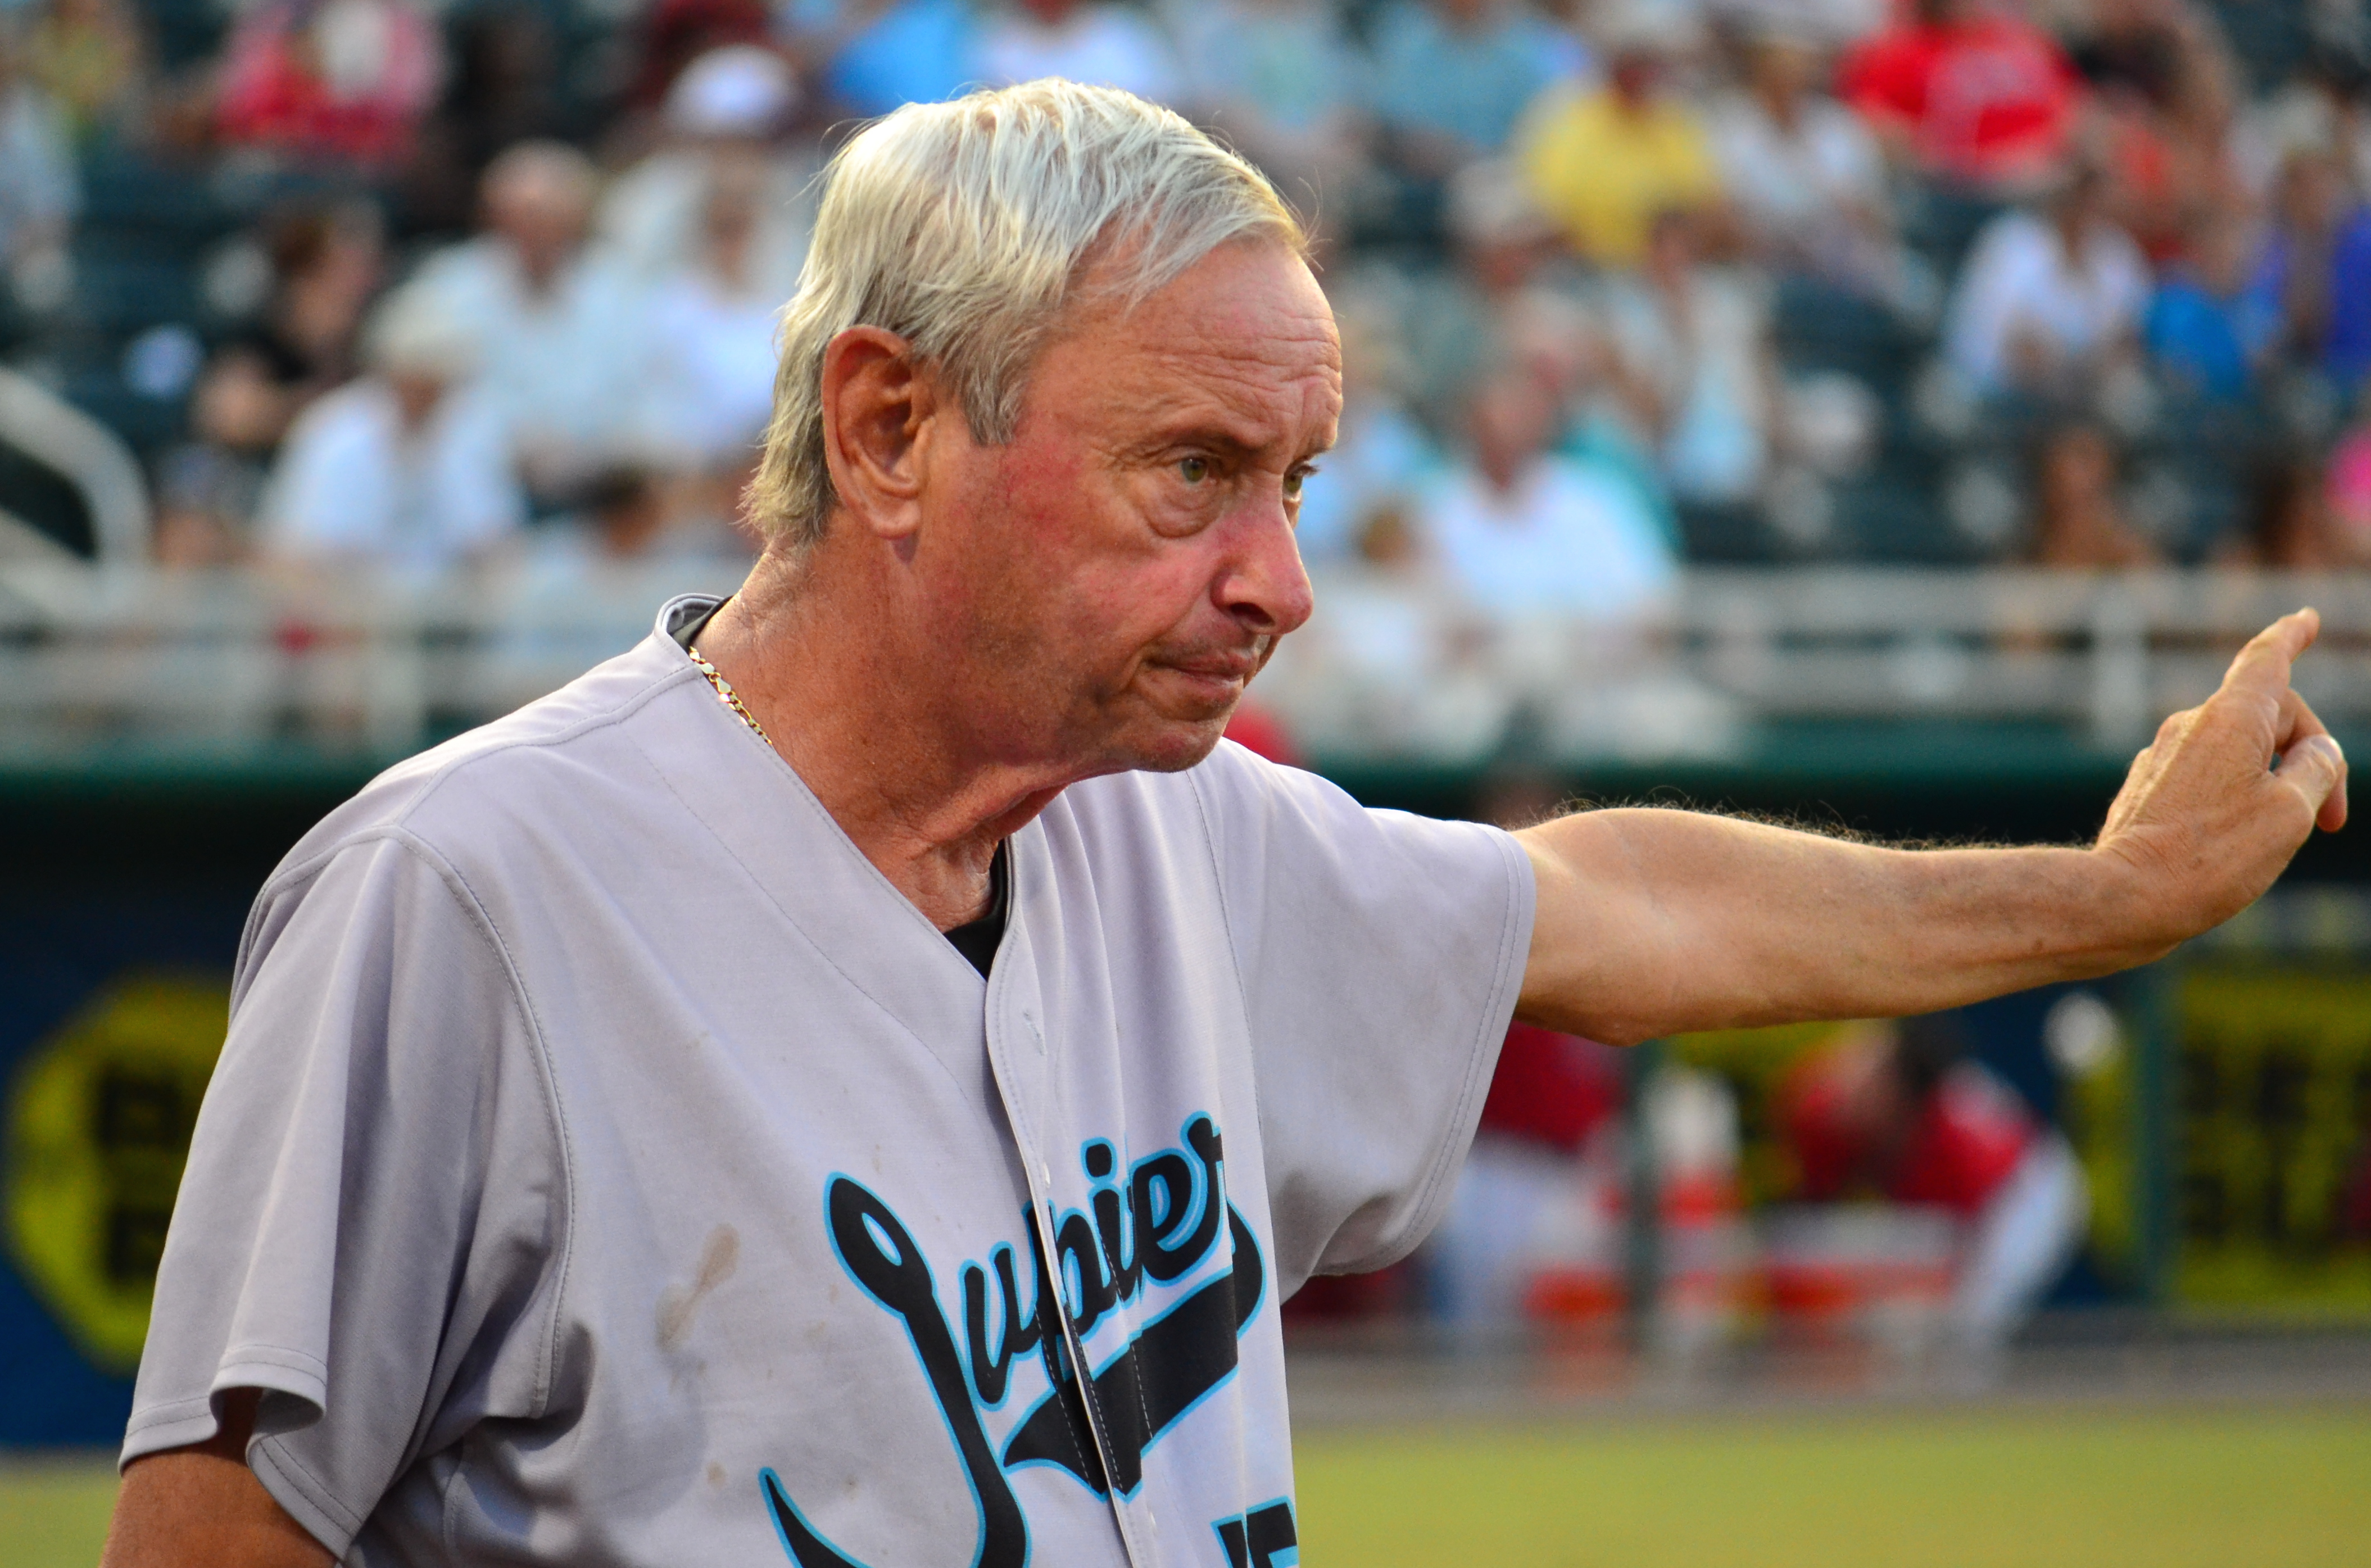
759 1466 880 1568
1135 1113 1221 1253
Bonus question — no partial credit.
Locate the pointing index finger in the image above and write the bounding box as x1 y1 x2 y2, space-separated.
2221 608 2322 704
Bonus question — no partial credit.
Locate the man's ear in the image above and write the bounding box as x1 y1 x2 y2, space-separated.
818 326 944 541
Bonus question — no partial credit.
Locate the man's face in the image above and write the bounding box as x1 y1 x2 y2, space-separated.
913 240 1338 778
388 368 446 428
489 183 588 285
1749 39 1816 103
2280 152 2341 234
1611 53 1662 101
1471 373 1555 491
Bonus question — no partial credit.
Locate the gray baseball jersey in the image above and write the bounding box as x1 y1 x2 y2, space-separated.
125 594 1535 1567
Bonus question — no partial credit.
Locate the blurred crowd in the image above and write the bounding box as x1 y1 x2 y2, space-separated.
5 0 2371 592
9 0 2367 1351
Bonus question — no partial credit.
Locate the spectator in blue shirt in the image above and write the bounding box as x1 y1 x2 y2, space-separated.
2146 214 2279 400
2239 146 2371 391
1367 0 1588 180
2322 206 2371 393
783 0 976 119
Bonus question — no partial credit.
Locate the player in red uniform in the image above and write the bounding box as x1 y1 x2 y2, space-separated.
1781 1014 2088 1354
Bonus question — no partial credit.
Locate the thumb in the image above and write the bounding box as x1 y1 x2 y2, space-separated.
2278 732 2349 832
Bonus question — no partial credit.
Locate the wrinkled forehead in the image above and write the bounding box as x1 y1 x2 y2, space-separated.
1049 242 1343 446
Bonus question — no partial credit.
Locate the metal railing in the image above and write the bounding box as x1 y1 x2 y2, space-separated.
0 369 153 567
1678 570 2371 745
1264 567 2371 763
0 558 745 755
2 561 2368 762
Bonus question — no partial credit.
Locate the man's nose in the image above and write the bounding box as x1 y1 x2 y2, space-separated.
1216 494 1314 638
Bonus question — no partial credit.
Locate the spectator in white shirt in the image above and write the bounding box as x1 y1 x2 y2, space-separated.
1418 369 1679 620
633 148 789 474
1600 206 1781 508
1711 28 1915 306
1161 0 1372 227
1293 295 1435 566
973 0 1181 104
256 285 525 572
406 141 652 502
598 45 818 307
0 33 76 297
1944 160 2153 397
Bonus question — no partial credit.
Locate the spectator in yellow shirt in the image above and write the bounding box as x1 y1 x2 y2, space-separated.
1516 11 1722 269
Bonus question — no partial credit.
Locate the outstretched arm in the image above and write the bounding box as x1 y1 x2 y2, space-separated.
1516 610 2349 1045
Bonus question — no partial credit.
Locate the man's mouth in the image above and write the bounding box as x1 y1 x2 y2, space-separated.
1160 656 1255 683
1155 638 1267 681
1145 640 1268 705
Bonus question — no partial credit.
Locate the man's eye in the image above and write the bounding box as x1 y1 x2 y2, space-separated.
1284 466 1314 501
1178 455 1211 484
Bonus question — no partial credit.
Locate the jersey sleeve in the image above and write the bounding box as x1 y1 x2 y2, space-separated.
1190 742 1535 1293
123 830 567 1560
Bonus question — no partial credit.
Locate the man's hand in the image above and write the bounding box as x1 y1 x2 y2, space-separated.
101 1389 332 1568
1516 611 2346 1044
2093 608 2348 946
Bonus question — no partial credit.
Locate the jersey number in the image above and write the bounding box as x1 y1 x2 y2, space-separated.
1212 1500 1298 1568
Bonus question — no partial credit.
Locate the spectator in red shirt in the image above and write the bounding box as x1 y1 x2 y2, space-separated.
1838 0 2083 193
1780 1013 2089 1351
215 0 443 173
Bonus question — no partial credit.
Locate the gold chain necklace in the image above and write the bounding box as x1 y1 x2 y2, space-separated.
687 646 774 747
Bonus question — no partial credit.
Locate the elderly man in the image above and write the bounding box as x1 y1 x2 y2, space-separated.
105 81 2342 1568
406 141 651 502
255 284 525 573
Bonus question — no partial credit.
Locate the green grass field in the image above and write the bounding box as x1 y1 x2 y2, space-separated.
1 1455 119 1568
8 1404 2366 1566
1295 1404 2371 1567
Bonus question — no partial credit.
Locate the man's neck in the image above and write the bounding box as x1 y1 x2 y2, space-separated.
690 549 1073 931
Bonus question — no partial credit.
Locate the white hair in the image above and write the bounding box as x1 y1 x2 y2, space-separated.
745 79 1307 550
365 283 478 380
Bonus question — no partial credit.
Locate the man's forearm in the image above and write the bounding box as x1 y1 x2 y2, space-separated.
102 1390 332 1568
1515 808 2160 1045
1513 613 2346 1044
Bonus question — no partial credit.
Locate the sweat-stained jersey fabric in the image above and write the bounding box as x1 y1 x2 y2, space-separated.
124 595 1535 1567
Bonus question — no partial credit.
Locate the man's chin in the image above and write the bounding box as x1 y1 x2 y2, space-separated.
1105 706 1234 775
